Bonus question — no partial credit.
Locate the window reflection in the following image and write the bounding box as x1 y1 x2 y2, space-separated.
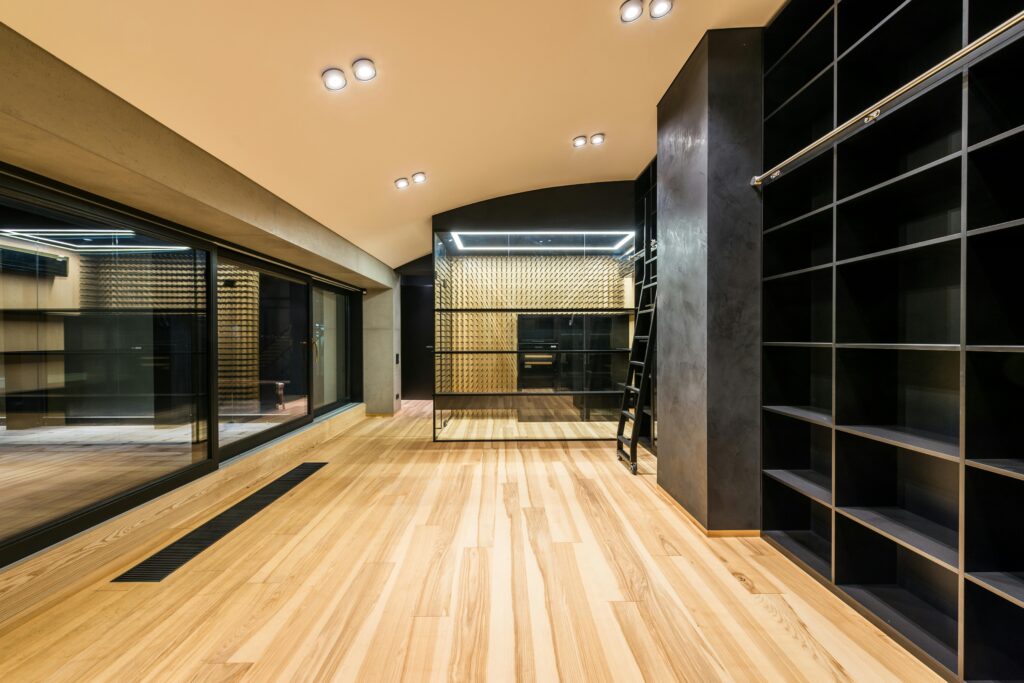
217 260 308 448
312 287 349 410
0 202 208 543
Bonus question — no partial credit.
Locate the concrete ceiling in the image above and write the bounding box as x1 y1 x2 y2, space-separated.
0 0 784 268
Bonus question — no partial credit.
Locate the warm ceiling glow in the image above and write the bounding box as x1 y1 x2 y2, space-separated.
572 135 588 148
395 177 410 189
650 0 673 19
412 172 427 184
620 0 643 23
321 67 347 91
591 133 606 145
352 58 377 82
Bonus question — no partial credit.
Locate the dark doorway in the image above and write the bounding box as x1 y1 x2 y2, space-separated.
398 256 435 400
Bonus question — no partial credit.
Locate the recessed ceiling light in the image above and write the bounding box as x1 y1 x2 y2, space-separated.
395 177 410 189
321 68 347 91
352 58 377 82
573 136 588 148
591 133 606 145
412 172 427 184
650 0 673 19
620 0 643 23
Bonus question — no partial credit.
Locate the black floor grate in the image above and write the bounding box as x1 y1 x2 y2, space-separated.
113 462 326 582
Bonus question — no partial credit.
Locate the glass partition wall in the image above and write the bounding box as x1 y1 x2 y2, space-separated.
433 230 635 441
0 170 360 566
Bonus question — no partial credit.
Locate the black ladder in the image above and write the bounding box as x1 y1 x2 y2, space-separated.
615 247 657 475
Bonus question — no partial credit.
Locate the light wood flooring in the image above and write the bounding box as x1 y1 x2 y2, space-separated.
0 401 939 681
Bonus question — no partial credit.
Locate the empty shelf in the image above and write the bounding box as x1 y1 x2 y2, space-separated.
841 584 958 673
839 507 958 569
764 469 832 505
967 458 1024 481
968 572 1024 609
836 425 959 460
764 529 831 579
764 405 833 427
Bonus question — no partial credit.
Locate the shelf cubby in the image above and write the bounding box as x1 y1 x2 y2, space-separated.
763 268 832 343
968 0 1024 41
837 0 907 55
966 352 1024 479
966 468 1024 608
964 581 1024 681
967 224 1024 345
763 152 833 229
836 348 960 459
836 240 961 345
763 209 832 278
836 431 959 569
765 66 834 166
765 0 834 69
968 36 1024 145
836 515 959 674
836 76 963 199
836 0 962 121
765 8 834 115
763 476 832 579
968 127 1024 229
763 409 833 505
763 346 832 424
835 157 961 261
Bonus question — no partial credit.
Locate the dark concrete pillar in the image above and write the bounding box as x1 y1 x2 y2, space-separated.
656 28 763 532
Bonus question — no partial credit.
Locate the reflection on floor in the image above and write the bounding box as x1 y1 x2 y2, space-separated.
218 396 309 446
0 402 939 681
436 416 617 440
0 424 199 541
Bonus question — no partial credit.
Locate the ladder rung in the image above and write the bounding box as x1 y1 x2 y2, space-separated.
634 335 649 342
621 410 635 421
624 384 640 393
617 434 632 447
638 307 655 315
630 361 644 367
642 282 657 289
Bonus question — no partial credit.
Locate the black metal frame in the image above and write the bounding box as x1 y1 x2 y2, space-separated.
0 161 362 569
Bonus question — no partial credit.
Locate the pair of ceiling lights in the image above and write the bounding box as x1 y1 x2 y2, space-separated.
620 0 673 22
321 58 376 91
573 133 606 148
395 172 427 189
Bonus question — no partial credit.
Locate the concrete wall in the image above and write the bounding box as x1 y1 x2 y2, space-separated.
0 22 402 411
656 29 763 532
363 287 402 414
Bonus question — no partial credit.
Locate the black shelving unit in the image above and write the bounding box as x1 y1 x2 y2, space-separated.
761 2 1024 679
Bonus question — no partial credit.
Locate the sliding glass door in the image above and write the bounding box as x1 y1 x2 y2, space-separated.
312 285 351 414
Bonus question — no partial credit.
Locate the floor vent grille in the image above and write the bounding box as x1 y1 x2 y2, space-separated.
112 462 326 583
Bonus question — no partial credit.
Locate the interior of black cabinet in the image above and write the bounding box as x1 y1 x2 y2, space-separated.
763 410 833 505
836 240 960 345
836 431 959 569
835 515 959 673
836 349 960 458
836 77 962 199
967 226 1024 345
763 346 832 420
765 9 834 115
764 269 832 343
763 476 832 578
764 210 833 278
765 67 834 167
763 152 833 229
964 582 1024 681
836 0 962 121
968 0 1024 41
965 467 1024 606
968 36 1024 145
836 157 961 261
765 0 834 69
837 0 907 55
966 352 1024 478
967 128 1024 229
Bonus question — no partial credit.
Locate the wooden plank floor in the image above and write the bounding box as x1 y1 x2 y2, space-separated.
0 401 939 682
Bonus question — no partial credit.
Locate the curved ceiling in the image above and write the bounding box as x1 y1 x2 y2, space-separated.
0 0 783 268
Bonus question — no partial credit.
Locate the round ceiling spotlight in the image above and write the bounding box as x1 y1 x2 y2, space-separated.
573 135 588 148
650 0 673 19
321 67 347 91
352 58 377 82
395 177 410 189
412 171 427 184
620 0 643 23
590 133 606 145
